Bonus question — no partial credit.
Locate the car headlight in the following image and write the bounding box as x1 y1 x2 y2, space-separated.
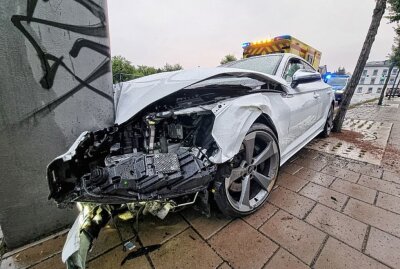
336 90 344 94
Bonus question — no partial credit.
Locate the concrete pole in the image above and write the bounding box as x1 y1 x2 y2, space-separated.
0 0 113 248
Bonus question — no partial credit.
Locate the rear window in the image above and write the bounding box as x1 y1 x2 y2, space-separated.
327 77 348 86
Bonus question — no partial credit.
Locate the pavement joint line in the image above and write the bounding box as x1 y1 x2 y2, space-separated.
259 245 281 269
258 215 315 266
83 234 143 267
181 215 229 267
84 224 139 263
317 168 363 185
134 230 155 269
279 163 398 209
223 218 282 266
296 179 311 194
375 203 400 215
26 224 135 269
277 205 393 268
357 180 400 198
1 228 69 259
361 226 371 254
327 179 377 205
340 196 351 213
276 184 354 219
241 202 279 229
179 211 233 241
302 198 317 221
339 199 400 241
216 260 226 269
309 234 329 268
327 177 338 188
373 191 380 205
24 251 61 269
86 219 189 268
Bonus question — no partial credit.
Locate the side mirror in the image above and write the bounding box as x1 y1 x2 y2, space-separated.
291 69 321 88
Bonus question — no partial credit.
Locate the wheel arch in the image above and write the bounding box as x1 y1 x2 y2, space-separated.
254 113 279 141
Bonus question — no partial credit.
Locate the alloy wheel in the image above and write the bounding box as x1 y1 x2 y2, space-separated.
224 130 279 213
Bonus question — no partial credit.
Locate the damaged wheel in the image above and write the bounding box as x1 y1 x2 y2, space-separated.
214 123 280 217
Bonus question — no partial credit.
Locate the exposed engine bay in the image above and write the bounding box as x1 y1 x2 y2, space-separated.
48 77 282 208
48 96 220 207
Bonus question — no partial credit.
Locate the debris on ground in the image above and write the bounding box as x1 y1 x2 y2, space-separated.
121 244 161 266
382 145 400 173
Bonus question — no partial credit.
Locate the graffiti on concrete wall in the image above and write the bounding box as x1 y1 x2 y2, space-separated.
10 0 113 123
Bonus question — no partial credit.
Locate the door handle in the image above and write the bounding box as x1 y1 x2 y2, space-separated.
281 93 294 98
313 93 320 99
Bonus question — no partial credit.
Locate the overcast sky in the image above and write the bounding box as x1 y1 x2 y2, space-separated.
107 0 395 73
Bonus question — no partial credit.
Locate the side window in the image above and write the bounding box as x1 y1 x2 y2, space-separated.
283 58 306 82
300 60 315 72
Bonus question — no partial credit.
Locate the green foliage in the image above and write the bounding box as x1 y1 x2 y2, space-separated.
220 54 237 65
386 0 400 66
111 56 137 83
111 55 183 83
163 63 183 72
387 0 400 23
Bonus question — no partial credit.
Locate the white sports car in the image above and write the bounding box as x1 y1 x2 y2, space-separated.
47 53 333 265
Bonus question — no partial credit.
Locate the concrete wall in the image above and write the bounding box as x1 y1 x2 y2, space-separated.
0 0 113 248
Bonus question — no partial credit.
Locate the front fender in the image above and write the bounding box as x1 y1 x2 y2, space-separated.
209 93 275 163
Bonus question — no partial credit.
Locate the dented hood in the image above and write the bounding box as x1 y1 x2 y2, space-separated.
114 67 285 124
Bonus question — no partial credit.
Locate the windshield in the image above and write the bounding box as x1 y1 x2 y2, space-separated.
223 55 283 75
327 77 348 86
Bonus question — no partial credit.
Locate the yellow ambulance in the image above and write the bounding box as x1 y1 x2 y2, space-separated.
242 35 322 69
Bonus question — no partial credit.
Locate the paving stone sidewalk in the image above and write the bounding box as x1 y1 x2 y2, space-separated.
1 99 400 269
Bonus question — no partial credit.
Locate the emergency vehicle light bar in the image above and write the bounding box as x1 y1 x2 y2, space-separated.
242 35 291 48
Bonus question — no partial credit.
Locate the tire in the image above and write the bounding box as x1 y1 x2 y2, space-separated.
213 123 280 217
321 105 334 138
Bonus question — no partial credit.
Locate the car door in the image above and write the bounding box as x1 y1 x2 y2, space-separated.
281 58 319 147
298 59 331 123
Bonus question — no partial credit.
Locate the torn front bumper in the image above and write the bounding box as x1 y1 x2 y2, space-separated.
63 206 111 268
48 145 216 206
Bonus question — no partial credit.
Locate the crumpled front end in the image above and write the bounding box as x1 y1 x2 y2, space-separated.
47 112 217 207
47 70 284 207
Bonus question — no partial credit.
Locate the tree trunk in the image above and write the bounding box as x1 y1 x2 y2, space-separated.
332 0 387 132
378 63 394 104
393 76 400 98
389 69 400 100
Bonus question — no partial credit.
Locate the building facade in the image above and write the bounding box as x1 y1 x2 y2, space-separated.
356 60 399 95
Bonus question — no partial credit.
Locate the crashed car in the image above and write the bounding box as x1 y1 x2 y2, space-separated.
47 53 334 267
